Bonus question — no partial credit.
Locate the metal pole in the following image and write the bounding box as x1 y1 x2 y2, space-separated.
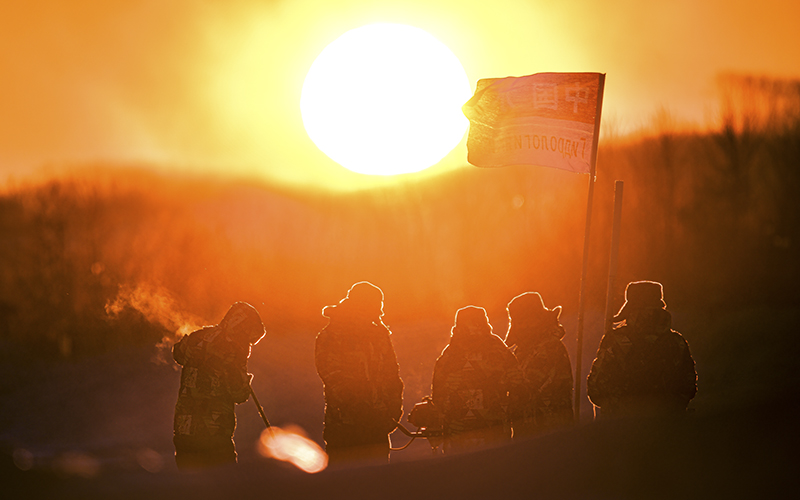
603 180 625 333
573 73 606 424
573 168 595 423
591 180 624 420
251 386 275 438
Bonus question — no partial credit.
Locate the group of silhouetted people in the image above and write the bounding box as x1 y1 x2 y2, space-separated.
427 295 576 455
171 280 697 469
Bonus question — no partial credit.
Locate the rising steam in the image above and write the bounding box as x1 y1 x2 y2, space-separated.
105 283 205 363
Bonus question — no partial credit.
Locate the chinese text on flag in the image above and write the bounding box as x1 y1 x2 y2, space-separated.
462 72 605 173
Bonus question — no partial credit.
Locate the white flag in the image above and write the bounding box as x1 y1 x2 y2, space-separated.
462 72 605 173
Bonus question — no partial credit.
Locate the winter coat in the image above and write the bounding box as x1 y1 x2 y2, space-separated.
587 308 697 418
510 321 574 437
432 328 521 451
315 306 404 442
172 326 253 447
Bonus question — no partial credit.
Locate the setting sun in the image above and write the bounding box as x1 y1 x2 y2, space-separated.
300 23 472 176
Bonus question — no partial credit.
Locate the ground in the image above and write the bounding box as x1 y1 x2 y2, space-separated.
1 308 798 499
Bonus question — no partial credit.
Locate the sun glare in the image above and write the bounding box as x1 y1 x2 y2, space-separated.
301 23 472 176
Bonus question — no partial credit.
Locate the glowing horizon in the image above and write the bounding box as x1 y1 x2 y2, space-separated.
1 0 799 190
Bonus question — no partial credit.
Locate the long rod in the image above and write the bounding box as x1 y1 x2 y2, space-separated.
573 167 595 423
603 180 625 333
573 74 606 423
251 386 275 437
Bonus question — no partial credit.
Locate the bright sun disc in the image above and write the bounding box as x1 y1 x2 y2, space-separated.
301 23 471 176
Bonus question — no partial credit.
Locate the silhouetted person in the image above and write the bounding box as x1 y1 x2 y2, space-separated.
172 302 266 469
506 292 574 438
315 282 404 465
432 306 520 453
587 281 697 418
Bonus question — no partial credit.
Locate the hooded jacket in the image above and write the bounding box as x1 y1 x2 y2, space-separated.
172 325 253 443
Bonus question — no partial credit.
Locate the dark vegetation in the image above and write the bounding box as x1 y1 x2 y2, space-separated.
0 74 797 362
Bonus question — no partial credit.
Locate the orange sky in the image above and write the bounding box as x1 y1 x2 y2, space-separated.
1 0 798 189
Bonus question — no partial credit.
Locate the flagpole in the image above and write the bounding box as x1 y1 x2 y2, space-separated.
603 180 624 334
573 74 606 423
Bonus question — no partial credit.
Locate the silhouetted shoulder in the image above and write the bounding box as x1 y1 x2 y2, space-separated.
172 326 214 366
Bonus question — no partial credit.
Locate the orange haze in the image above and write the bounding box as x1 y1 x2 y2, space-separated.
1 0 799 189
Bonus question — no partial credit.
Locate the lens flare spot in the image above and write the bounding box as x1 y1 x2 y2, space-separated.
53 451 101 478
136 447 165 473
12 448 34 471
257 425 327 474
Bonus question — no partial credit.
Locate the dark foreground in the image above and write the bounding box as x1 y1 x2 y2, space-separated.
2 308 799 499
4 397 797 500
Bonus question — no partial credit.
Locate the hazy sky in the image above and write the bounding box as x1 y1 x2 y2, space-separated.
1 0 798 189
